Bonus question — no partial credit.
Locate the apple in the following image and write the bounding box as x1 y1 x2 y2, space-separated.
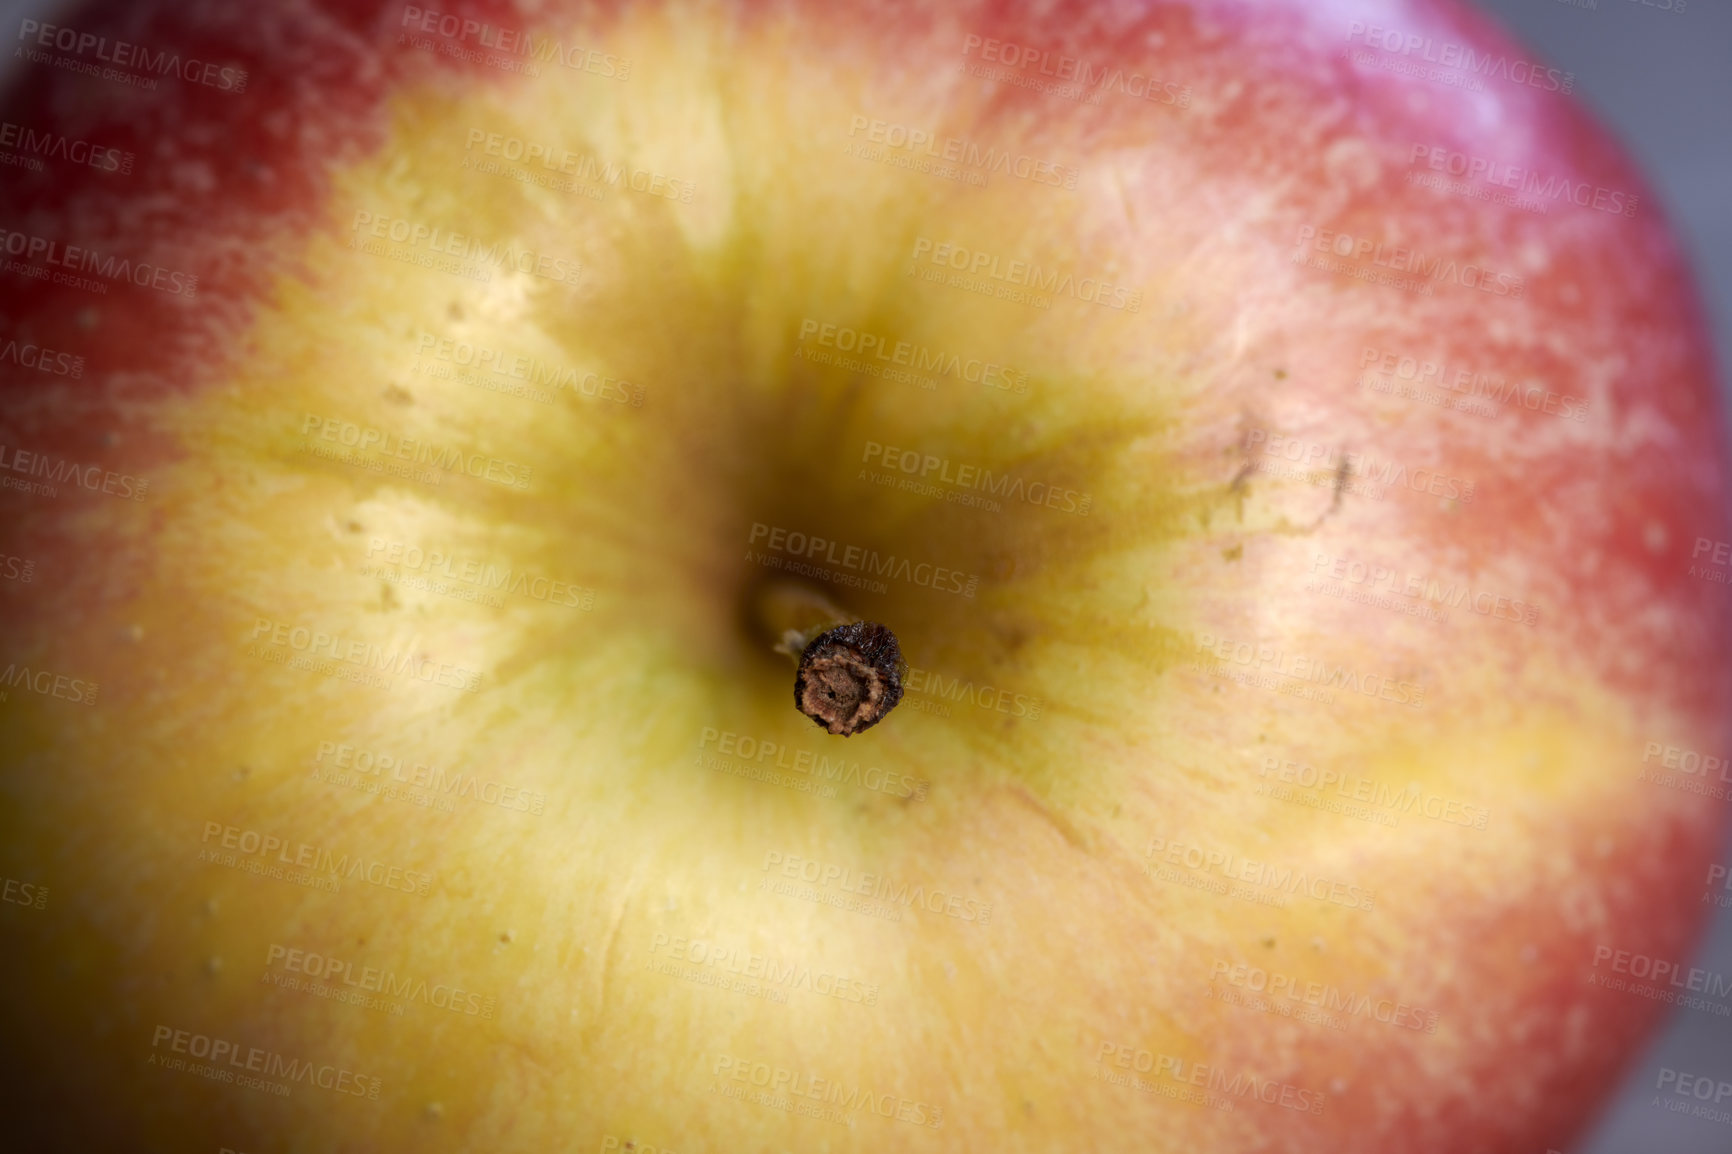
2 0 1729 1150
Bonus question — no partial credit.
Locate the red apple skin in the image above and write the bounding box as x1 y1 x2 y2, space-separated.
0 0 1728 1152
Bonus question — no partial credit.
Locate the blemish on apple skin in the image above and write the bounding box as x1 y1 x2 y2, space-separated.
423 1102 444 1122
1227 460 1254 498
1221 544 1243 562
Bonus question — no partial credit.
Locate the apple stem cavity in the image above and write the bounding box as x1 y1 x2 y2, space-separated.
753 578 905 736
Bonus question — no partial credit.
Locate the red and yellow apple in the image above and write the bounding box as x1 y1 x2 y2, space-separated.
2 0 1729 1150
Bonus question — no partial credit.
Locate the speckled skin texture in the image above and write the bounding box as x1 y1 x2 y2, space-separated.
0 1 1727 1151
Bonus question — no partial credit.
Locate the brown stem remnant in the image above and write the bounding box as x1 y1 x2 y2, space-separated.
795 621 906 736
753 578 905 736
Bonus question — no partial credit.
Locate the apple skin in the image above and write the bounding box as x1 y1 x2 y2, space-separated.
1 0 1729 1151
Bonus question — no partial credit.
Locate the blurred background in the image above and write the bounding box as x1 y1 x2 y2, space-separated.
3 0 1730 1149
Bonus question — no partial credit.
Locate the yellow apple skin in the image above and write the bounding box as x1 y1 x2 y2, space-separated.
1 0 1729 1150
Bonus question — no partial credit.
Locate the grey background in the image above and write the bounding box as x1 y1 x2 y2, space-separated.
1464 6 1732 1152
3 0 1731 1150
1475 0 1732 388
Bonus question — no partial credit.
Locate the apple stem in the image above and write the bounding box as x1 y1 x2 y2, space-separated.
753 578 906 736
757 579 857 661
